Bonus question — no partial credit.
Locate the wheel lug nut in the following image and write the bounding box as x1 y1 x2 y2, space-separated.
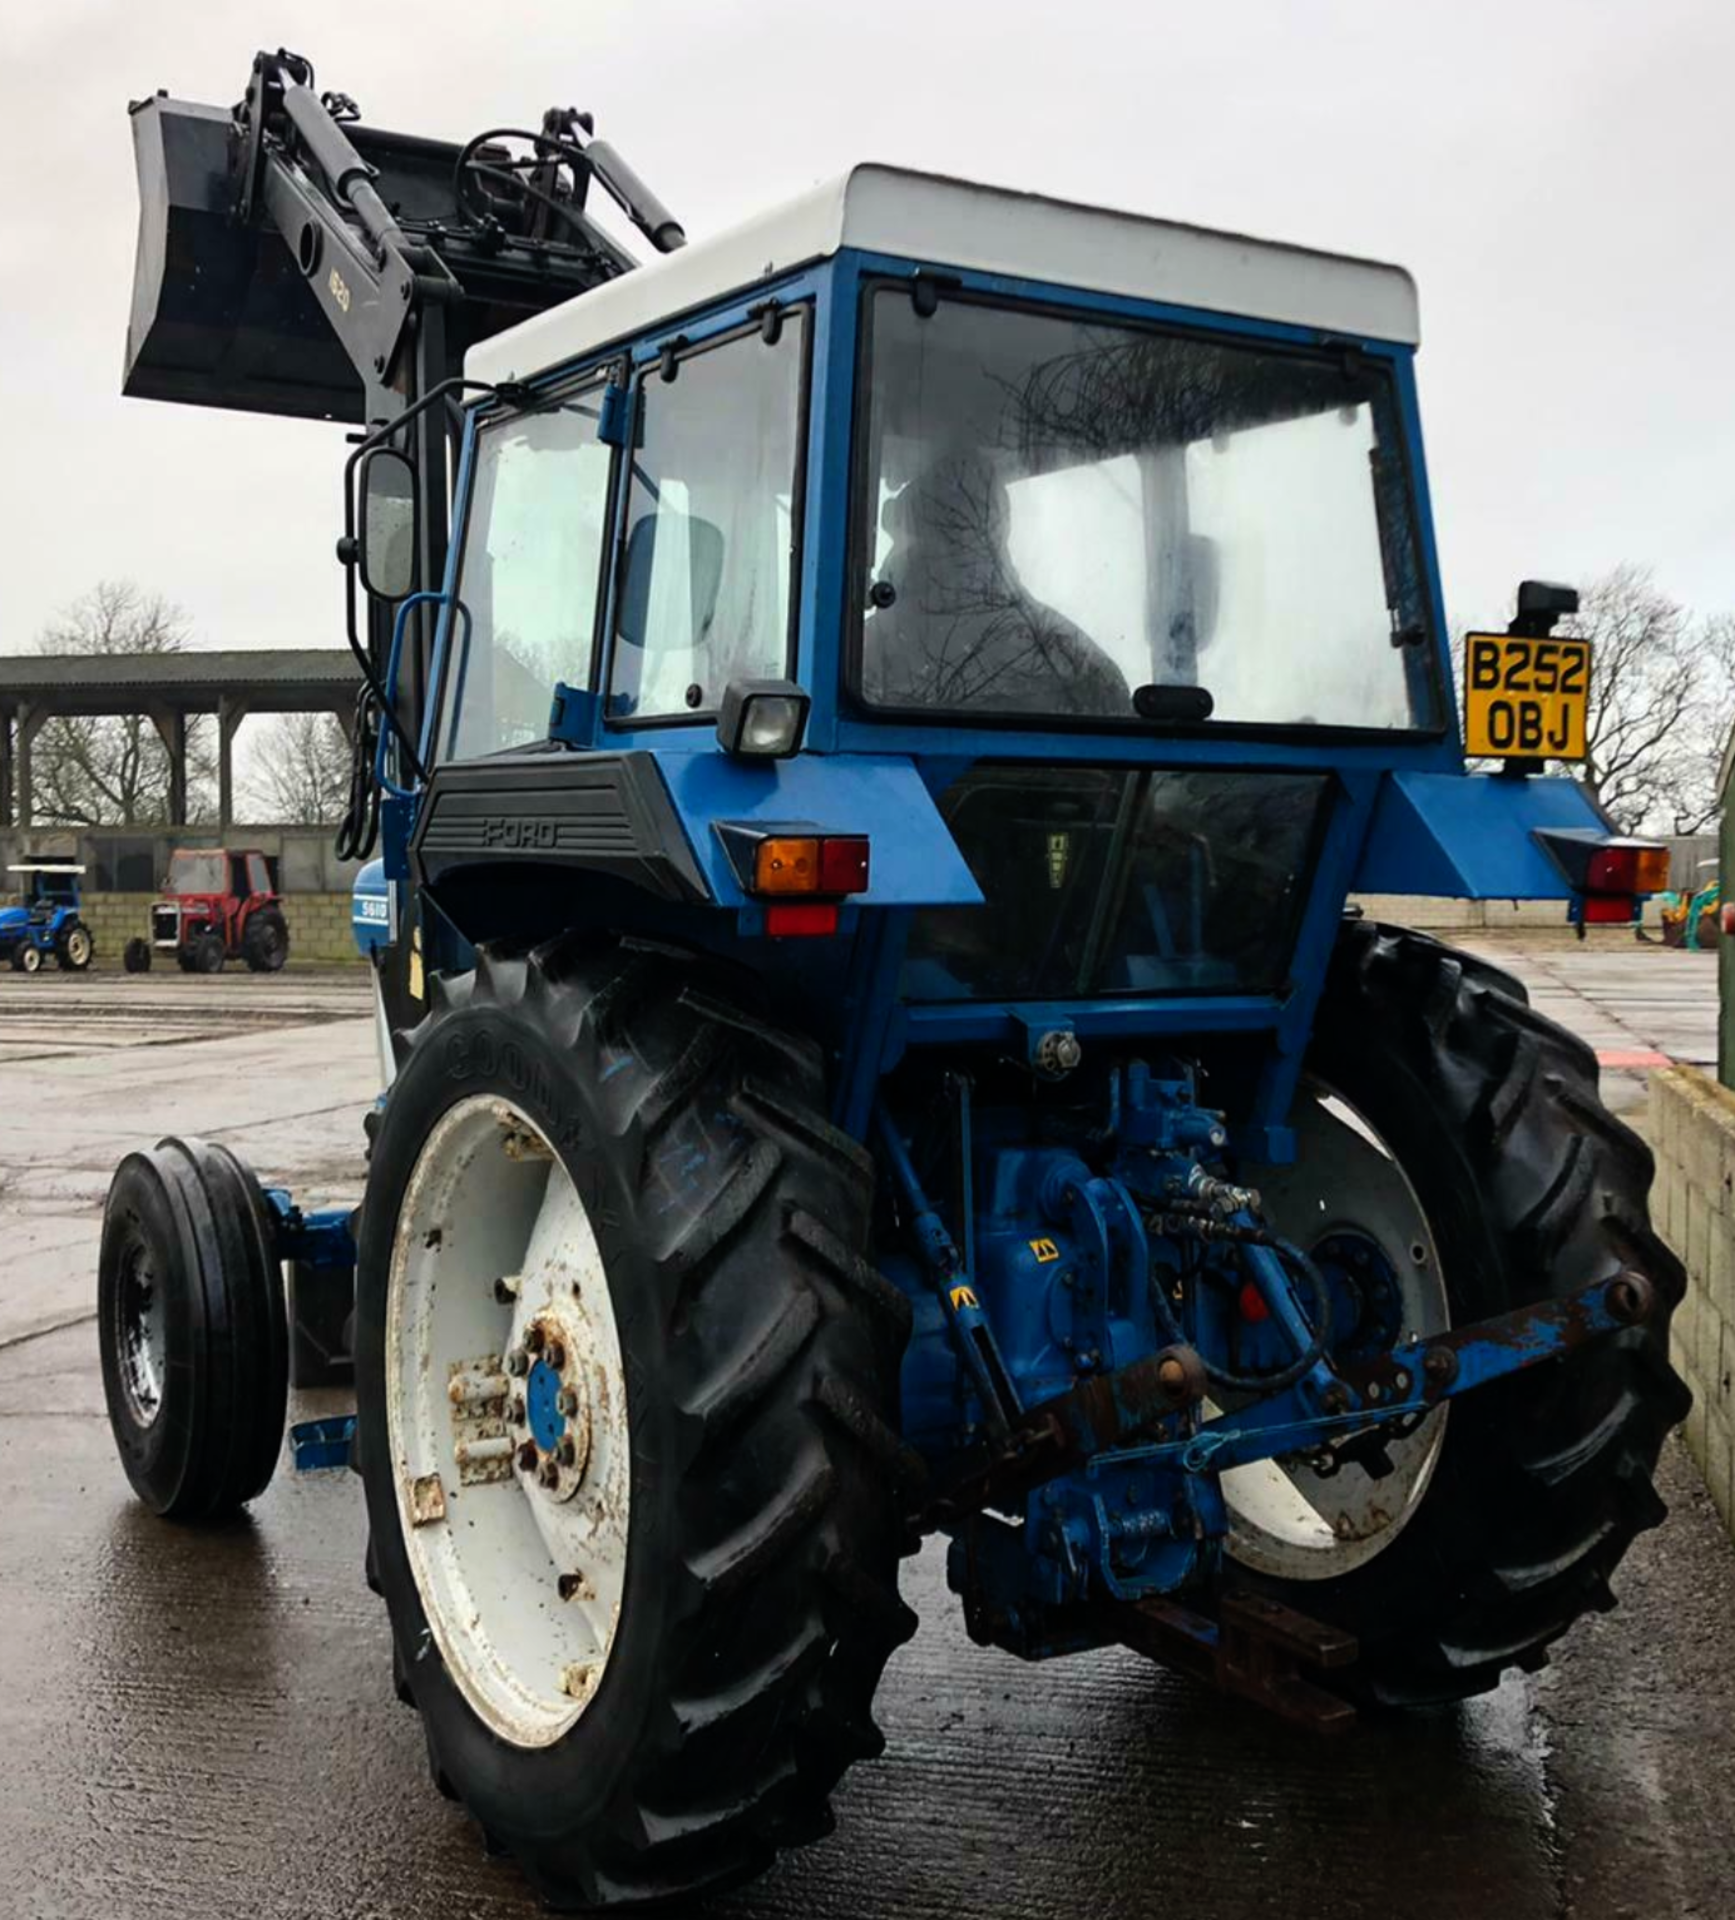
557 1436 577 1467
525 1325 546 1354
546 1341 566 1370
556 1388 578 1417
506 1348 529 1377
510 1396 525 1426
516 1442 539 1473
539 1461 560 1489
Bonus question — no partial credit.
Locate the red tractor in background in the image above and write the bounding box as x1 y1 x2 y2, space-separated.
122 847 290 974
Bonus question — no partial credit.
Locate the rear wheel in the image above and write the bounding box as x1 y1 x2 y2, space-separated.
55 920 93 970
355 937 915 1908
243 910 289 973
1231 922 1688 1704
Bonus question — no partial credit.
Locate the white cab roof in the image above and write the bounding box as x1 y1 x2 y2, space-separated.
467 163 1419 385
7 863 83 874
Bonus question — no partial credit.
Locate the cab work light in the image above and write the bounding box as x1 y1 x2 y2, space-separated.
717 678 811 759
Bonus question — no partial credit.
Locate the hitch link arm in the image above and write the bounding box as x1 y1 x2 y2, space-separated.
1154 1267 1660 1478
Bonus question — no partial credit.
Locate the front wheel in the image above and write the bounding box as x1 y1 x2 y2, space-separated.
190 931 225 974
14 942 42 974
1232 922 1688 1705
97 1136 288 1518
355 937 915 1908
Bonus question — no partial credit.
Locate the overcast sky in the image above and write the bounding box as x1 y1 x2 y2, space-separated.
3 0 1732 659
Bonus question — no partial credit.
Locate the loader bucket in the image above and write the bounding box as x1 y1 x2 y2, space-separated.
124 94 632 425
125 96 365 423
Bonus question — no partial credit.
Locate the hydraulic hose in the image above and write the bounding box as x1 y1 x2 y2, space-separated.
1199 1236 1335 1395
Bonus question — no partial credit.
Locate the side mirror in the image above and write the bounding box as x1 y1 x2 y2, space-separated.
358 447 418 602
616 510 725 651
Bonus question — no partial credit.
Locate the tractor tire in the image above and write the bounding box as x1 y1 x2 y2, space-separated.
123 937 152 974
14 942 43 974
1235 921 1688 1707
354 936 915 1910
55 920 94 971
98 1136 289 1519
242 910 290 973
191 931 225 974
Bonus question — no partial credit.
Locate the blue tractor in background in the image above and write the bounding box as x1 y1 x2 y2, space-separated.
1 862 94 972
98 51 1687 1911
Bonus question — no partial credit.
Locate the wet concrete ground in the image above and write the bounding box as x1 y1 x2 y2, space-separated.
0 944 1728 1919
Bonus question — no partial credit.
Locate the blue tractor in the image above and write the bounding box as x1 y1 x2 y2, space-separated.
1 862 94 972
99 52 1686 1910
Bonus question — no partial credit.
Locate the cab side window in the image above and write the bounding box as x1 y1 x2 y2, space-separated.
440 384 617 761
608 317 806 719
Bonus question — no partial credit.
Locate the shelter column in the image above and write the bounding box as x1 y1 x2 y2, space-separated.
147 706 189 825
15 703 45 829
218 695 249 832
0 705 12 829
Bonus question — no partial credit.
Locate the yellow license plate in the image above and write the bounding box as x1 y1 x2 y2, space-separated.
1462 633 1591 761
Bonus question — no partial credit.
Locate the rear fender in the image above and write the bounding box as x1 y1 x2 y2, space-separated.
1352 771 1614 900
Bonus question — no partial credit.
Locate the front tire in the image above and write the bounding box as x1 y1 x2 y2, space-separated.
355 937 915 1909
1238 922 1688 1705
98 1136 289 1518
191 931 226 974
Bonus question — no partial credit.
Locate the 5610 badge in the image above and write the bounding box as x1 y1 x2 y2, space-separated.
1463 633 1591 761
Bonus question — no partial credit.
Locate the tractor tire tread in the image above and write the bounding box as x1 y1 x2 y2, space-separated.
359 933 909 1909
1301 920 1686 1707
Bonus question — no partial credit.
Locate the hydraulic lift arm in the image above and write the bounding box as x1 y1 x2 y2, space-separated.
125 47 683 845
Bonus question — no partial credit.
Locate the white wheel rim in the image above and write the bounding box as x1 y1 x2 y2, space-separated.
386 1095 631 1748
68 930 90 965
116 1238 166 1427
21 946 40 972
1221 1077 1451 1581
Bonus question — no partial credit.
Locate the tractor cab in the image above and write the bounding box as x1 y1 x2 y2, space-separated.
386 166 1622 1137
7 862 81 916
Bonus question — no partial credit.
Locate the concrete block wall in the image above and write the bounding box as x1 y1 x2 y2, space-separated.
1653 1065 1735 1536
1351 894 1660 936
78 892 360 966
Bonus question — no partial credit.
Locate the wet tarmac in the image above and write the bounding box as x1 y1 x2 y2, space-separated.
0 941 1729 1919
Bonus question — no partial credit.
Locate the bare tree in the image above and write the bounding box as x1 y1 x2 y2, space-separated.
1562 566 1730 834
239 710 353 824
29 581 215 824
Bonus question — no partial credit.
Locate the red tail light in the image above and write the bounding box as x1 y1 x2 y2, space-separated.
765 902 840 939
1586 845 1671 893
817 835 870 895
1581 895 1638 925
